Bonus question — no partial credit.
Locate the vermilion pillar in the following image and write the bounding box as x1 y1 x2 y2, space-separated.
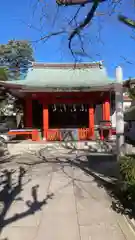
101 96 111 140
43 103 49 139
103 98 110 121
89 104 95 139
25 98 32 128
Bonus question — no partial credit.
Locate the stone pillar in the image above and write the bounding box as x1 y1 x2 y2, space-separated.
115 66 124 156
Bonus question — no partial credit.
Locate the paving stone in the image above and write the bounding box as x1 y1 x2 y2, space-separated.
4 201 42 227
49 170 73 193
80 224 125 240
36 213 80 240
43 185 76 214
0 144 133 240
1 226 37 240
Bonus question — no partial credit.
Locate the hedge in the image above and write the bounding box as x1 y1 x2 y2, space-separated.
119 154 135 200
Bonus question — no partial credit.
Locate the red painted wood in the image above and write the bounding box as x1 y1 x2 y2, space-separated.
25 98 32 128
23 91 112 142
78 128 89 140
45 129 61 141
104 100 110 121
8 129 39 141
32 129 40 141
26 91 109 104
89 105 95 139
102 102 105 121
43 103 49 139
101 95 111 140
103 98 110 121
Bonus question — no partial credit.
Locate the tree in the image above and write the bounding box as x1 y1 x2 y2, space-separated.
0 67 15 116
56 0 95 5
0 40 34 80
118 15 135 29
118 13 135 98
0 68 9 113
0 68 8 81
0 40 34 116
32 0 122 59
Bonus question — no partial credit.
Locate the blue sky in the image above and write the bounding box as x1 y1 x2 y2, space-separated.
0 0 135 78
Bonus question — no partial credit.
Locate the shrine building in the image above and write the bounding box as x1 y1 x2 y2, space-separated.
0 62 116 141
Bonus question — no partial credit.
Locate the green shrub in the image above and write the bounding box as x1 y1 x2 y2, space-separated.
119 154 135 200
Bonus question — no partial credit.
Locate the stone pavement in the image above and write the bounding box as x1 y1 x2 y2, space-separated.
0 146 134 240
7 140 116 156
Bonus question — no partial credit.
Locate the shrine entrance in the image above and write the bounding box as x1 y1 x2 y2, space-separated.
32 100 43 129
49 104 89 129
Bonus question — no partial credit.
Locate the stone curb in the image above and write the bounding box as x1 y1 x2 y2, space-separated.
91 172 135 239
124 215 135 237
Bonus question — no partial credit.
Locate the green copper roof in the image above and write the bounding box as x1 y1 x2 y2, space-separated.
0 62 114 89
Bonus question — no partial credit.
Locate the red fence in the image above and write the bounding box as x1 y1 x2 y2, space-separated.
8 127 115 141
78 128 90 140
45 127 115 141
45 129 61 141
45 128 91 141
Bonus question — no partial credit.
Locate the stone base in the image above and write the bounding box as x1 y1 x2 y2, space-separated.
7 140 116 156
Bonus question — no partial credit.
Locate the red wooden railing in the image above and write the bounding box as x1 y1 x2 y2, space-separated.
8 127 115 142
78 128 90 140
45 129 61 141
45 128 96 141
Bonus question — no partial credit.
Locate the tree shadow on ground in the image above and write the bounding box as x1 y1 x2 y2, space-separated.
35 146 135 220
61 140 115 153
37 149 118 179
0 154 21 165
0 166 54 235
0 167 27 233
7 142 134 222
57 141 134 218
70 154 135 220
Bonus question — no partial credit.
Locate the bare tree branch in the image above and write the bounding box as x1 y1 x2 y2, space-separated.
29 0 122 60
33 30 67 43
68 5 83 25
56 0 90 6
68 0 101 53
119 15 135 29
